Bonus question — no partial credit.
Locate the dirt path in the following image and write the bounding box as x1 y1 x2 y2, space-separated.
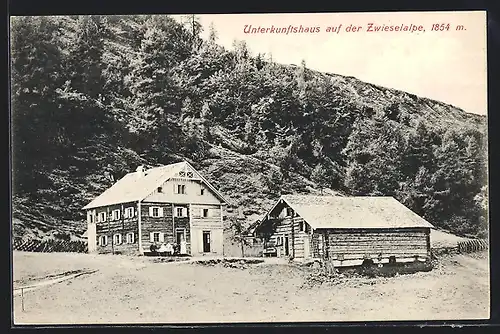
13 269 98 296
12 251 489 324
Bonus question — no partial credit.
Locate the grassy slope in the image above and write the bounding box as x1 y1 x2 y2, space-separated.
11 70 487 241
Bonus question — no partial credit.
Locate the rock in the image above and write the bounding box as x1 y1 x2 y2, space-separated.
311 262 321 270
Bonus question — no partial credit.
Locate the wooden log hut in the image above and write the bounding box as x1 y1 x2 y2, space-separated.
254 195 434 267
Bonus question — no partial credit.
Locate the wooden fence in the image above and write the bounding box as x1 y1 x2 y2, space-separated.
457 238 488 253
12 238 88 253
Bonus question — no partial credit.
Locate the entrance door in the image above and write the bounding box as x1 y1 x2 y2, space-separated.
202 231 211 253
284 236 289 256
176 229 186 254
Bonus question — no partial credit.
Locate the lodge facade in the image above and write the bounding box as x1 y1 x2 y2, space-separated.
82 161 228 256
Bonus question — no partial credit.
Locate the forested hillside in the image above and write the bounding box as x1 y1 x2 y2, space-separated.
10 15 488 241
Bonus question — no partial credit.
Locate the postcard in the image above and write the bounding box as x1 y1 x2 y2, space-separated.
10 11 489 325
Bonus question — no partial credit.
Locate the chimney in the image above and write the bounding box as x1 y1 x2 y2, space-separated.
136 165 145 179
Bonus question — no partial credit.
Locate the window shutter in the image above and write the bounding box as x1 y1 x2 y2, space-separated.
183 208 188 218
174 184 178 194
160 232 165 242
159 207 164 217
174 207 179 217
150 232 154 242
124 209 128 219
149 207 154 217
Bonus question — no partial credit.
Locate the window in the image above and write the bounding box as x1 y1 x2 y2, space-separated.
125 207 134 218
112 209 121 221
175 207 187 217
149 207 163 218
275 236 283 246
157 186 163 193
150 232 164 243
299 221 304 232
179 171 186 177
200 188 205 196
89 214 94 223
99 212 106 222
99 235 108 246
126 232 135 244
187 171 194 178
286 208 294 217
176 184 186 194
113 233 122 245
203 209 209 218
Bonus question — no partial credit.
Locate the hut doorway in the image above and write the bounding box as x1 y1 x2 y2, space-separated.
284 236 290 256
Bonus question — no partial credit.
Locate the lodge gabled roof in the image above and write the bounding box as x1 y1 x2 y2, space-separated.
82 161 229 210
259 194 434 230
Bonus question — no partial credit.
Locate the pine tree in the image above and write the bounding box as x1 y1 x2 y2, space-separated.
11 16 66 192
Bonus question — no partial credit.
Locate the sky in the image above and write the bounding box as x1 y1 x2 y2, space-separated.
175 11 487 116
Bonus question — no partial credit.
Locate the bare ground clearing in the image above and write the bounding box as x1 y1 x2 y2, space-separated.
12 251 489 324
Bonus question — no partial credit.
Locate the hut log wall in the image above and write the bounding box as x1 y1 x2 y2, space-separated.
312 228 431 262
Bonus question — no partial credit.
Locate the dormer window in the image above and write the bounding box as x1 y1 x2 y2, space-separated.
175 184 186 194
